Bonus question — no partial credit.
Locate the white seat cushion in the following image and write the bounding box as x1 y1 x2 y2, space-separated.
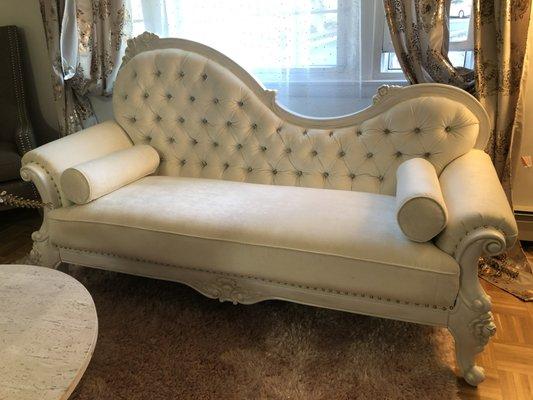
48 176 459 308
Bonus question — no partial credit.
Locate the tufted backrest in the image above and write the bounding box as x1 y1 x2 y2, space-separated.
113 43 487 195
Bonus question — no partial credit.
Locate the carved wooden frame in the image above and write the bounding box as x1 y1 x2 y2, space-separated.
21 32 499 387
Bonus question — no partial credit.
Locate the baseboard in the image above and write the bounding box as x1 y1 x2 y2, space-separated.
514 210 533 241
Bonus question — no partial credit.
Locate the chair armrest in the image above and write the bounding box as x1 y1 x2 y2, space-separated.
434 149 518 257
21 121 132 207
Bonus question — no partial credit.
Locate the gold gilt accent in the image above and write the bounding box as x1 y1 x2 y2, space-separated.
0 191 51 209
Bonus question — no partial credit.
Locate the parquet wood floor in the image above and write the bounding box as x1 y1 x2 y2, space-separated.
1 208 532 399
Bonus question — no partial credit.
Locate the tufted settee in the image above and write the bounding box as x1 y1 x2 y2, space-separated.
21 33 517 386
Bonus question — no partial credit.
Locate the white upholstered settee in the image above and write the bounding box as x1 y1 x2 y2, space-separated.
21 33 517 386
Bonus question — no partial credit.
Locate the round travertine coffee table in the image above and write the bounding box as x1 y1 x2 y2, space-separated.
0 264 98 400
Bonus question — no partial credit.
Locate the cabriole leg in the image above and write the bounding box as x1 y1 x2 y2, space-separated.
447 227 504 386
448 293 495 386
28 219 61 269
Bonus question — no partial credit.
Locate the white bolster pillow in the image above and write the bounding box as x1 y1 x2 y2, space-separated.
396 158 448 242
61 144 160 204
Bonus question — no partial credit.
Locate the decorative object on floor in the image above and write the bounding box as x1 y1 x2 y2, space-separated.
65 267 458 400
0 264 97 400
21 33 518 386
0 25 38 209
39 0 131 135
0 190 51 209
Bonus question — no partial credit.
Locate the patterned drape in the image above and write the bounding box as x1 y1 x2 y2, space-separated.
40 0 130 136
383 0 474 91
474 0 530 188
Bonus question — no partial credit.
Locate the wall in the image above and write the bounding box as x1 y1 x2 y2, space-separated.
0 0 60 144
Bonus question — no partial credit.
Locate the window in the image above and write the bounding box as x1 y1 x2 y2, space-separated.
129 0 473 117
379 0 474 75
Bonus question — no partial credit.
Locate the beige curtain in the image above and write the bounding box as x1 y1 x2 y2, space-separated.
383 0 474 91
40 0 131 136
474 0 530 187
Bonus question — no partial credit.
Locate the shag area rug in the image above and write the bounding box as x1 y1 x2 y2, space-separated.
65 267 459 400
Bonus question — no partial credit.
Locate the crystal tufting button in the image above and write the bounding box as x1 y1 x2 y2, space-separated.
260 146 267 152
395 151 402 157
178 117 185 123
296 170 303 176
201 161 207 167
323 172 329 178
179 71 185 78
424 152 431 158
338 151 345 157
356 130 362 136
190 96 195 102
272 169 278 175
285 148 291 154
247 167 253 172
143 92 149 98
445 126 452 132
414 127 421 133
251 123 258 130
166 93 173 99
213 98 219 104
237 100 244 107
366 152 373 158
311 150 318 156
384 128 391 134
202 73 207 80
202 118 208 124
236 143 243 149
349 173 356 179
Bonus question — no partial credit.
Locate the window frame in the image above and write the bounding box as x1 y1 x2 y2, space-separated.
376 0 474 75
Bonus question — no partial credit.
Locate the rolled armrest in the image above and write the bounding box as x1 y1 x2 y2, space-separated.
435 149 518 256
21 121 132 207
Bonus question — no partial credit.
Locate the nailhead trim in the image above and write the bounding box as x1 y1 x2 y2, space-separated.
57 246 450 310
8 27 33 155
26 160 62 206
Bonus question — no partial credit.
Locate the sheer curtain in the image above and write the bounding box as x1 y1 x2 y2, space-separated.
129 0 362 117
